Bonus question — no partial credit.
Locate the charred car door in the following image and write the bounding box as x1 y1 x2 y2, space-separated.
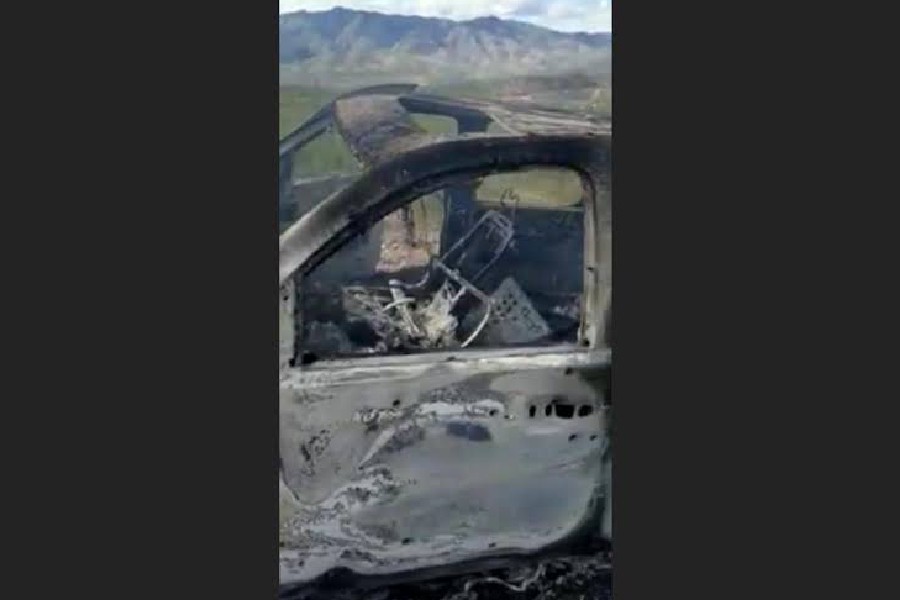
279 95 611 589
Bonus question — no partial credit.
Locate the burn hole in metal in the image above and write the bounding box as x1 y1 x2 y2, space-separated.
529 402 596 419
555 403 575 419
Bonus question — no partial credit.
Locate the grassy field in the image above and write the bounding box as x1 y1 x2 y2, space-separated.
405 166 583 249
279 85 586 223
279 86 333 137
280 86 458 177
280 86 460 138
477 168 583 208
280 86 358 176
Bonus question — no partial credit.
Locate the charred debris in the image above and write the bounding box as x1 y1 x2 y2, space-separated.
277 85 612 597
279 84 610 361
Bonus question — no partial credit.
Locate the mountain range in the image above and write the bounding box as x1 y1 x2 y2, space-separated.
279 8 611 87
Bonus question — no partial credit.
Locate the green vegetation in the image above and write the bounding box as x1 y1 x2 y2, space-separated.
280 86 459 140
279 87 587 211
585 86 612 118
405 167 582 247
278 8 611 89
280 86 458 177
280 86 358 176
476 168 584 208
292 130 360 176
279 86 333 137
402 166 583 252
423 79 501 101
424 73 610 107
411 114 456 135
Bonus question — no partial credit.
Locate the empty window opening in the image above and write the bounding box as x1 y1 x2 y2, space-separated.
295 166 587 360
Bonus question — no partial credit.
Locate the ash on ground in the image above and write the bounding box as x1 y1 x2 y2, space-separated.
295 554 611 600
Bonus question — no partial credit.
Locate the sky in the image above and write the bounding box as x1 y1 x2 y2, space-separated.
278 1 612 33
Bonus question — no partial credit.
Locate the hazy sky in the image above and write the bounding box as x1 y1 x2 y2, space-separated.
278 1 612 33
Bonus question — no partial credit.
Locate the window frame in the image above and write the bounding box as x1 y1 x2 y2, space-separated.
279 134 610 371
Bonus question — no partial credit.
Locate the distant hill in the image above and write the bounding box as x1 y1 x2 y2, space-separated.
279 8 611 87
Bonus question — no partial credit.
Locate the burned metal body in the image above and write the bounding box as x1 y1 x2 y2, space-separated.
278 85 611 596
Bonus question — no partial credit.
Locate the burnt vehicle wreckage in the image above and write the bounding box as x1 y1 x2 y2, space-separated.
279 85 611 598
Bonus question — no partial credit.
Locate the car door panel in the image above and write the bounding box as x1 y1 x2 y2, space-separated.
278 130 610 586
279 350 609 583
